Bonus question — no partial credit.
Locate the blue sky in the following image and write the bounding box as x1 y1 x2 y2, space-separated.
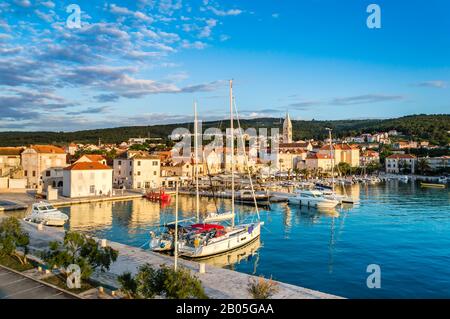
0 0 449 131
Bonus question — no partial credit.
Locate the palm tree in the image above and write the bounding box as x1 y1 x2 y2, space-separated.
417 158 431 175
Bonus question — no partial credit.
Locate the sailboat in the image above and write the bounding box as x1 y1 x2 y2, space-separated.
178 80 263 258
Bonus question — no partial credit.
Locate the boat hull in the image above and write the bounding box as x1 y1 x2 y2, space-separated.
288 197 339 208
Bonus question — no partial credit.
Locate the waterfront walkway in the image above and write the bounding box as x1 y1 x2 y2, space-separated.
0 190 143 212
0 265 78 299
22 222 341 299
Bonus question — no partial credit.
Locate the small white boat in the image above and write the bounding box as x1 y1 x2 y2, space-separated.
399 175 409 183
150 232 174 252
24 201 69 227
437 176 448 184
202 211 235 223
288 190 339 209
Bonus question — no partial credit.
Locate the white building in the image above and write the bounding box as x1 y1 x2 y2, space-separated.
113 151 161 189
385 154 417 174
21 145 68 189
63 162 113 198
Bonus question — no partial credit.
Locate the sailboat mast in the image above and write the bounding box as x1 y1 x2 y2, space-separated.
194 100 200 223
230 80 235 227
174 181 179 271
327 128 335 192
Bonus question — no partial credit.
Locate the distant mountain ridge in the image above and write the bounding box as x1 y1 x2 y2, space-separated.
0 114 448 147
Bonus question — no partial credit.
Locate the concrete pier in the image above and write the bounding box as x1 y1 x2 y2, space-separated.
21 221 342 299
0 191 143 213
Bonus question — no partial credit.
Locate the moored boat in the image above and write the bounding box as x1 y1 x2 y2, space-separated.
288 190 339 209
420 182 446 189
24 201 69 227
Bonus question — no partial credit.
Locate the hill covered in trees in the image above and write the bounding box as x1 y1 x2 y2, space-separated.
0 114 448 147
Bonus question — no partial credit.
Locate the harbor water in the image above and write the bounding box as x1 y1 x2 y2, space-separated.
16 181 450 298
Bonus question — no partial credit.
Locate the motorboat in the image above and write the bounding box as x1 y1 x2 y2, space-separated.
420 182 446 189
288 189 339 209
235 189 271 207
24 201 69 227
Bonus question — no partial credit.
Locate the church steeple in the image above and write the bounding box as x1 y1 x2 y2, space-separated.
282 111 293 143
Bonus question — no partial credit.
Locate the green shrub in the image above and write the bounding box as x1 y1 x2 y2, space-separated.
0 217 30 265
118 272 138 299
118 264 208 299
248 276 279 299
42 231 118 280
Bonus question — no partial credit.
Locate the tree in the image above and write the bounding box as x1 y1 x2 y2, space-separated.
398 160 411 174
118 263 208 299
417 158 431 175
366 161 382 174
42 232 118 280
336 162 352 176
0 217 30 265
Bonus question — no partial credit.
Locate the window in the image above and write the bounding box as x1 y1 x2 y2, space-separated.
137 161 141 166
32 171 36 177
130 171 132 176
24 170 28 177
152 161 158 166
90 185 95 194
118 160 122 165
154 171 157 176
46 171 51 177
137 171 141 176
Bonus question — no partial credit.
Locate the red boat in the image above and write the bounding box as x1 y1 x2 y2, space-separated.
145 190 171 202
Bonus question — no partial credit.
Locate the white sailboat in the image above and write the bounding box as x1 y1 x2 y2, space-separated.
178 80 262 258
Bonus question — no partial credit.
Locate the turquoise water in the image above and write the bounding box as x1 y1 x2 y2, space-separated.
58 181 450 298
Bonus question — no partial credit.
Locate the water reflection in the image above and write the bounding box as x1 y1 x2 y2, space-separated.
196 238 261 271
7 181 448 298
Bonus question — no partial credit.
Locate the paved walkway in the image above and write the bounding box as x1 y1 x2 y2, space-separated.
0 266 77 299
0 190 143 213
22 221 342 299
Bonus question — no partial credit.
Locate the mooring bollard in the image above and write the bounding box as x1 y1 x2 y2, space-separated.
199 263 206 274
101 239 107 248
111 290 116 297
37 223 43 231
98 286 104 294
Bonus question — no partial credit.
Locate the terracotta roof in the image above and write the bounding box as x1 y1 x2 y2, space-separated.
84 154 106 162
320 143 359 151
0 147 24 156
386 154 416 159
279 142 310 148
64 162 112 171
31 145 66 154
306 153 332 160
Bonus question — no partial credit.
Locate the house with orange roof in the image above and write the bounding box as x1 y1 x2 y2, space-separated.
113 150 160 189
21 145 68 188
62 162 113 198
318 143 360 168
64 143 78 156
76 154 107 166
385 154 417 174
304 153 334 171
0 147 24 178
360 150 380 166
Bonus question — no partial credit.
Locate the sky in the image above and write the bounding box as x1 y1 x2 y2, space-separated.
0 0 449 132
